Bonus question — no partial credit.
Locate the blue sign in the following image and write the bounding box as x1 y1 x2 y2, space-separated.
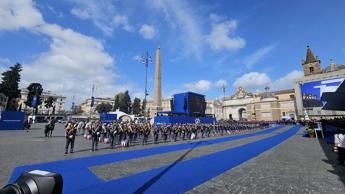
32 96 37 107
300 77 344 107
154 115 215 125
0 111 25 130
100 113 117 123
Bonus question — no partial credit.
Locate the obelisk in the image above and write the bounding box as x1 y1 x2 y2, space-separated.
153 46 162 115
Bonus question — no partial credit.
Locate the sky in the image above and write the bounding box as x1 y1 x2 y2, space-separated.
1 0 345 108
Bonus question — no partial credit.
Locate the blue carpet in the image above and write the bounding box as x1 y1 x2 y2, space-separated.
77 125 301 194
9 125 287 193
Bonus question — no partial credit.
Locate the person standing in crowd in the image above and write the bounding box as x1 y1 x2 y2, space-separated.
109 122 118 149
65 122 76 154
85 120 92 136
76 120 85 135
335 128 345 166
152 124 159 144
91 121 101 152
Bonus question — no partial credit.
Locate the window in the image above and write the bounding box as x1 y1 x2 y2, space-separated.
282 112 286 116
309 66 314 73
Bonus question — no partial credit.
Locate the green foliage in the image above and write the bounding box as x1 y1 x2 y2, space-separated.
114 90 132 114
132 97 141 115
0 63 22 110
45 96 56 115
25 83 43 108
141 99 147 115
113 94 120 111
123 91 131 113
45 96 56 109
95 103 112 113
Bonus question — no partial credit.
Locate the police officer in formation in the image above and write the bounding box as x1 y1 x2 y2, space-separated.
64 119 273 153
65 122 76 154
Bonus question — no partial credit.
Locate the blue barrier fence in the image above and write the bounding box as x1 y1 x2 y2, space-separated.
154 115 215 125
100 113 117 123
0 111 25 130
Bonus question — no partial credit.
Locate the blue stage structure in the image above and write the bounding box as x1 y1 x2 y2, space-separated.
173 92 206 114
0 111 25 130
155 92 214 124
100 113 117 123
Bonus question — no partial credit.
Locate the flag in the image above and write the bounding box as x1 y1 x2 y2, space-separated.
32 96 37 107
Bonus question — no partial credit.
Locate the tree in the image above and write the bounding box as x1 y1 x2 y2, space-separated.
24 83 43 114
141 99 147 115
0 63 22 110
113 94 120 111
95 103 112 113
122 90 131 114
114 91 132 113
132 98 141 115
45 96 56 115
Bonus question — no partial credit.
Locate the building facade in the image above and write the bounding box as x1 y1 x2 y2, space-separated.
295 46 345 119
223 87 254 120
80 97 115 115
205 99 223 120
223 87 297 121
19 89 66 114
145 98 172 118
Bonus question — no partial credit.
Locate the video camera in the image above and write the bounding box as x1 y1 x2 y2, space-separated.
0 170 63 194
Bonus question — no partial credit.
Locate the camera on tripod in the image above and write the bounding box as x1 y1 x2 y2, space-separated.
0 170 63 194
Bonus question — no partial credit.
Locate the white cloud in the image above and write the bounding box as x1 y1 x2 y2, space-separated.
209 13 224 23
70 8 91 20
233 72 271 91
205 20 246 52
113 15 134 32
0 0 133 106
70 2 134 35
148 0 204 60
271 70 303 90
234 70 304 92
0 58 10 73
185 80 212 92
243 45 275 69
47 5 63 18
139 24 156 39
0 58 11 66
215 79 228 88
132 91 145 100
0 0 44 30
132 55 142 62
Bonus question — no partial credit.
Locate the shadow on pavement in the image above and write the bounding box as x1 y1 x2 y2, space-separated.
133 141 203 194
318 139 345 186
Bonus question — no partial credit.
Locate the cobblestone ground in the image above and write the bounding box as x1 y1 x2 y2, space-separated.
1 124 344 194
0 123 265 186
187 129 345 194
91 126 290 181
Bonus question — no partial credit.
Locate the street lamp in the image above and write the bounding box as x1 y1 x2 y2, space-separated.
89 84 95 119
140 50 152 118
219 82 227 120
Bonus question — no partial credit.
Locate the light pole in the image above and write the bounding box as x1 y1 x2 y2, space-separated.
220 83 227 120
140 50 152 118
89 84 95 119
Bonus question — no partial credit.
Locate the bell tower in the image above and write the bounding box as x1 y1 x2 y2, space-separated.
302 46 321 76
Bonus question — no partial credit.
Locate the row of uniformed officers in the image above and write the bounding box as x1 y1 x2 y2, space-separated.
64 121 270 154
